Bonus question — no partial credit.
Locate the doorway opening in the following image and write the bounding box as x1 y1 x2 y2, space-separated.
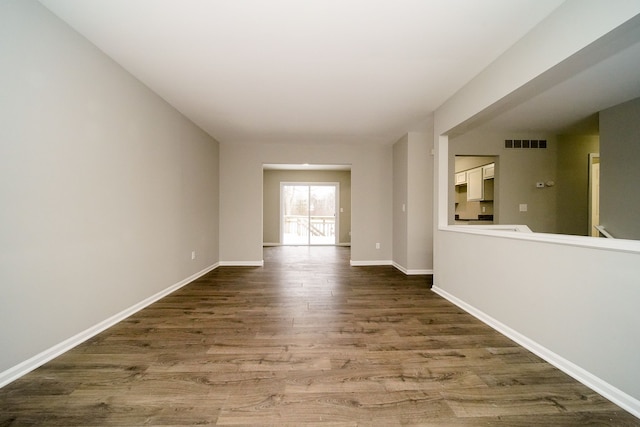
262 164 351 247
281 183 338 245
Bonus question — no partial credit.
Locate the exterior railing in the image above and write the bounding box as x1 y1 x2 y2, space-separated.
284 215 335 237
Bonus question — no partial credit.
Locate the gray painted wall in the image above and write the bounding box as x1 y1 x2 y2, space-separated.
392 135 409 269
392 132 434 273
0 1 220 374
556 134 600 236
455 156 496 172
449 131 557 233
407 132 434 271
600 97 640 240
220 142 393 264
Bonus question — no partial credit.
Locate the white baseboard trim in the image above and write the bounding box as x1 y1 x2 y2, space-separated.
432 285 640 419
0 263 219 389
407 269 433 275
392 262 433 275
349 260 393 266
219 260 264 267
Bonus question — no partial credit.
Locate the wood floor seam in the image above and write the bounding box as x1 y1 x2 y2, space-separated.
1 246 638 426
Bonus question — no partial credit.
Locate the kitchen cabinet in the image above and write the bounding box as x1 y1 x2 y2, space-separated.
467 165 494 201
467 168 483 201
455 171 467 185
483 163 495 179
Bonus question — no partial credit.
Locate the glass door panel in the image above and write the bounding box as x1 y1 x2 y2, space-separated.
281 183 337 245
309 185 336 245
282 184 309 245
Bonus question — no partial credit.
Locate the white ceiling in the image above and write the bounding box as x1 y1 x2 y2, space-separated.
39 0 566 145
472 25 640 135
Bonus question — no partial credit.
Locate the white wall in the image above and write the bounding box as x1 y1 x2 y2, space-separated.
220 142 392 264
434 1 640 417
0 1 220 379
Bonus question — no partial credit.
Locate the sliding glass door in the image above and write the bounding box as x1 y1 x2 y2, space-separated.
281 183 338 245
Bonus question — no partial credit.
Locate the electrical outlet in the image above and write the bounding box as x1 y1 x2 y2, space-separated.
191 251 196 260
519 204 528 212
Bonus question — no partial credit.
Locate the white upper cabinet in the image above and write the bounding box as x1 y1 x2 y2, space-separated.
467 167 483 201
483 163 495 179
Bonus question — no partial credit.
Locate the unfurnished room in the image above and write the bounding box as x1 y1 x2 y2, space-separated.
2 0 640 425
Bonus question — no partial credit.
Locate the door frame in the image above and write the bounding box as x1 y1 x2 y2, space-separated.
588 153 600 237
280 182 340 245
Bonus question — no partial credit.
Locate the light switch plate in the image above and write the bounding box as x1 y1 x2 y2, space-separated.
519 204 528 212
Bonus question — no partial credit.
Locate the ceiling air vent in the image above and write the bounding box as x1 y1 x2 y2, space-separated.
505 139 547 149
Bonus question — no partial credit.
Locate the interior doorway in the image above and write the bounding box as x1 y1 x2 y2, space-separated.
281 183 339 245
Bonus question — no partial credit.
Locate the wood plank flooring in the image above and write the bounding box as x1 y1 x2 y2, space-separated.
1 246 638 426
